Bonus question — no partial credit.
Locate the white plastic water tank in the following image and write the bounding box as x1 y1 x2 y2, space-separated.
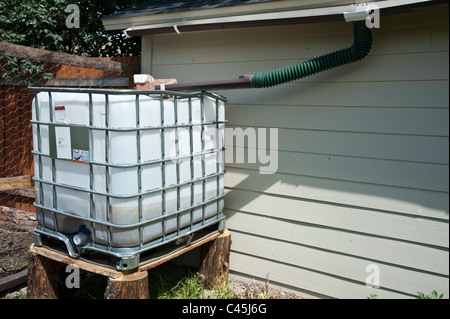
31 90 225 251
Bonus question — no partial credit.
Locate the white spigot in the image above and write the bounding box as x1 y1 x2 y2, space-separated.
73 225 90 246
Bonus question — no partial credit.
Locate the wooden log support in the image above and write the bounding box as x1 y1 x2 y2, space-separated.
104 271 149 299
27 252 67 299
198 229 232 289
26 229 231 299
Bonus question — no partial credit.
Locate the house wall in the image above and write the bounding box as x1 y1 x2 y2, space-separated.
142 8 449 298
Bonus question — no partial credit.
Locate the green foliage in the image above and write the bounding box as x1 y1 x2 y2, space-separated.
1 0 145 80
159 273 206 299
158 273 234 299
147 263 197 299
55 0 146 57
0 0 145 56
417 290 444 299
1 56 52 84
0 0 66 51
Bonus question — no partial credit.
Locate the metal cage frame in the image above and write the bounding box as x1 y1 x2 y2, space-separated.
29 87 227 270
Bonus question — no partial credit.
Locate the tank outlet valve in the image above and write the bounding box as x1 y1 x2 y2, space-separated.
73 225 91 246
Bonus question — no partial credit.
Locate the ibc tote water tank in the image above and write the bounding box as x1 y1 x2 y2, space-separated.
30 87 227 270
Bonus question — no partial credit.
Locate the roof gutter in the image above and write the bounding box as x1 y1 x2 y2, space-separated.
123 0 434 37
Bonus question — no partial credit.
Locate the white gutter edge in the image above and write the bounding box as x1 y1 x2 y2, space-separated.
123 0 431 35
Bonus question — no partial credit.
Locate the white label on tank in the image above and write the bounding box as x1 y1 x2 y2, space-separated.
55 126 72 159
54 106 66 123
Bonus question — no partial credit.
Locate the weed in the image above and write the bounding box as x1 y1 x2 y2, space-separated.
148 263 199 299
417 290 444 299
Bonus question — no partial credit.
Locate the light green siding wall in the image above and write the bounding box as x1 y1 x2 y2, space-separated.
142 9 449 298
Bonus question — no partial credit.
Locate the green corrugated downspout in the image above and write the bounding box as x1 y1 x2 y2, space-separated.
251 21 373 88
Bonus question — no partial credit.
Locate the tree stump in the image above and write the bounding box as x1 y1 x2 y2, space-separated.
104 271 149 299
198 229 232 289
27 252 68 299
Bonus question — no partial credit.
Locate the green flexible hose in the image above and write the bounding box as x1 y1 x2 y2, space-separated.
251 21 373 88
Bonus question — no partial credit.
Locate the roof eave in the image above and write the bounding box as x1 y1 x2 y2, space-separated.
102 0 445 36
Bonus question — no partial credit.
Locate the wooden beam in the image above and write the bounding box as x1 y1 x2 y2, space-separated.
0 269 28 294
46 77 130 87
0 41 140 74
0 77 129 87
2 188 35 198
29 244 123 279
0 175 33 192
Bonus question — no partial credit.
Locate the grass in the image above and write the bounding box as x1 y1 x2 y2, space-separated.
148 263 200 299
147 263 233 299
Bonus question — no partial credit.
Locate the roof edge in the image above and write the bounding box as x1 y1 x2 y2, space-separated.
103 0 446 34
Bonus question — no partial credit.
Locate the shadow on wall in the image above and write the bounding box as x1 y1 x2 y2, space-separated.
220 82 448 222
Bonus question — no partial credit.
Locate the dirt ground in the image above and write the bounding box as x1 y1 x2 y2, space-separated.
0 221 33 279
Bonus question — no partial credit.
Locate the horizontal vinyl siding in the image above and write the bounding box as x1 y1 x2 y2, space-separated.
146 8 449 298
227 126 449 164
226 148 448 191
